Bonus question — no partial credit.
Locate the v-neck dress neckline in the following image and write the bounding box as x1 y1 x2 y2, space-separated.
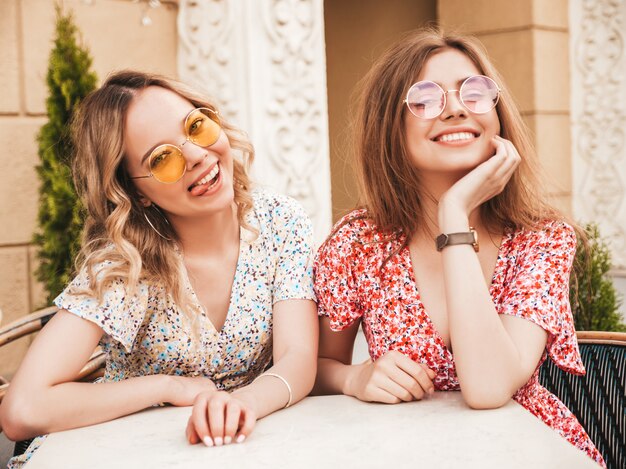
401 231 512 354
181 226 247 336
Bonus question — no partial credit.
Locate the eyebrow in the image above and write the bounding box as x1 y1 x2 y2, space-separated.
140 143 166 166
139 108 198 165
423 75 476 88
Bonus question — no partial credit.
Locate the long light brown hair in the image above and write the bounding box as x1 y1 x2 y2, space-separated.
350 28 559 243
71 70 254 308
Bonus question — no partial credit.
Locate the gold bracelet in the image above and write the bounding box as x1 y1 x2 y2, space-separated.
254 373 293 408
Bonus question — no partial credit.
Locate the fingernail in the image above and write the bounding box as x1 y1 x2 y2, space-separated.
224 436 232 445
203 437 214 447
214 437 223 446
236 434 246 444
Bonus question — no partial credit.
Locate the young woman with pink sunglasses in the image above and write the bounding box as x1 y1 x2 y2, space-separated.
313 29 604 467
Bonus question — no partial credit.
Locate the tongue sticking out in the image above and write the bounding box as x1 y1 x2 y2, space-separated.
190 184 210 196
189 169 220 196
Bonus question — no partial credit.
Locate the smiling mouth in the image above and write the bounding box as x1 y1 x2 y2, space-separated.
188 163 220 192
434 131 479 143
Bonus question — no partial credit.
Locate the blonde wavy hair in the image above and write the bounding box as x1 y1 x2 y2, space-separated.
350 28 562 243
71 70 255 309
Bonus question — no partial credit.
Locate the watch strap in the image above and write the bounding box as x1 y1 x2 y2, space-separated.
435 228 479 252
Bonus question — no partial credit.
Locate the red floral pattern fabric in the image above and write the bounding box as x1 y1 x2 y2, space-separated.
314 211 605 467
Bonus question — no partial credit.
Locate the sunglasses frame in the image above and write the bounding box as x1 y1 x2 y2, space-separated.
404 75 501 119
129 107 221 184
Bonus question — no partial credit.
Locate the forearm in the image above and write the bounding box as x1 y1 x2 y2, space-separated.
443 247 523 403
313 357 362 396
232 348 316 419
439 206 525 406
1 374 173 441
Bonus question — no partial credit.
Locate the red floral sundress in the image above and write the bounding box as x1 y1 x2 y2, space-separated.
314 211 605 467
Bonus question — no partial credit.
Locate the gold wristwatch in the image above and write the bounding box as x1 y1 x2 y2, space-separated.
435 227 479 252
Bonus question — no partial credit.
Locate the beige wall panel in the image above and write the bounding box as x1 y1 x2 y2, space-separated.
438 0 532 33
438 0 568 32
531 0 568 29
0 0 20 114
0 246 30 379
477 31 534 113
21 0 55 114
525 113 572 193
0 118 44 245
325 0 436 222
533 29 569 112
70 0 178 80
28 245 47 311
22 0 178 114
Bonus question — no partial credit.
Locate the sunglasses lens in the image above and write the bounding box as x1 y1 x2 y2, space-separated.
406 81 445 119
460 76 499 114
186 108 221 147
149 145 186 183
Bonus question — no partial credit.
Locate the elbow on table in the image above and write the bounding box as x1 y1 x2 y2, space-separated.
0 396 45 442
300 360 318 397
461 386 512 410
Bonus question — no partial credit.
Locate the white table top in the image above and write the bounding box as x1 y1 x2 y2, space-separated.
27 392 598 469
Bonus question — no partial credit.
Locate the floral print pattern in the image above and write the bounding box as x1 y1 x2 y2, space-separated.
314 210 605 467
58 190 315 390
8 190 315 468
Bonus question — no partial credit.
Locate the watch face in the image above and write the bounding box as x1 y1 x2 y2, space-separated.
436 233 448 251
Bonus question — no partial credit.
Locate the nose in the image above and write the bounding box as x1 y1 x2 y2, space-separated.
440 89 467 120
180 139 208 169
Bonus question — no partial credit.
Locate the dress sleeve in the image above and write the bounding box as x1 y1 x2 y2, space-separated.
271 197 316 303
498 221 585 374
313 217 362 331
53 262 150 353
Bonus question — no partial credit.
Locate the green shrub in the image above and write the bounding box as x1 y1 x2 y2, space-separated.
570 223 626 331
33 5 97 304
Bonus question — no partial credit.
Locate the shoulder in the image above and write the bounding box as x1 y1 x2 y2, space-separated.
251 188 310 223
318 209 392 258
63 249 156 302
248 189 313 245
511 219 576 250
506 220 577 268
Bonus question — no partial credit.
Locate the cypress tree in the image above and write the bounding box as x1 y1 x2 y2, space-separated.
34 5 97 304
570 223 626 331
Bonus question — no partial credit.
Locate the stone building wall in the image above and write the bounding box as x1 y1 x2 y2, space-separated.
0 0 178 378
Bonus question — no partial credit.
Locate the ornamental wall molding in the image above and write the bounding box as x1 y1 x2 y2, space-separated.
177 0 332 243
178 1 245 123
570 0 626 268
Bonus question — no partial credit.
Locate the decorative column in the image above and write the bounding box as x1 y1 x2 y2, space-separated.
177 0 332 243
570 0 626 269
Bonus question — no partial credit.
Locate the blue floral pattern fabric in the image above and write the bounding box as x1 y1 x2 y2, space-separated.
8 189 315 468
60 189 315 390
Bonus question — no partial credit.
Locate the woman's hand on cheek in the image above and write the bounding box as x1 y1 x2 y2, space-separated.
186 390 257 446
439 136 521 220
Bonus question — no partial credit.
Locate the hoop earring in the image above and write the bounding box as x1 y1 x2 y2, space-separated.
143 206 172 241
